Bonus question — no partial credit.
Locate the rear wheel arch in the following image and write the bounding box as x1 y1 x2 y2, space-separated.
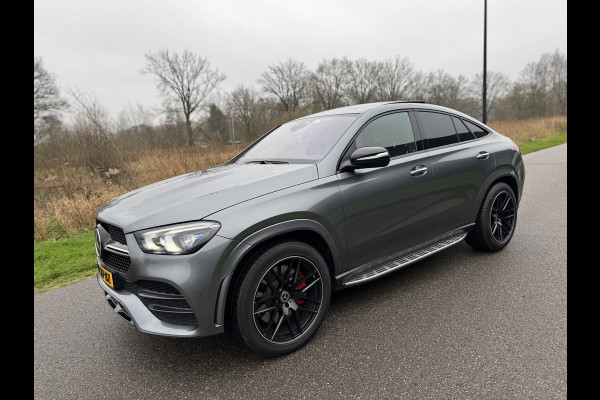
466 181 518 251
472 170 519 221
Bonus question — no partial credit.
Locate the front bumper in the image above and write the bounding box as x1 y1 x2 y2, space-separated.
98 274 201 336
97 233 239 337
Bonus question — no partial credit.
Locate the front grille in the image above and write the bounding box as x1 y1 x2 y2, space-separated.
97 220 130 273
101 252 131 273
98 221 127 245
124 280 198 328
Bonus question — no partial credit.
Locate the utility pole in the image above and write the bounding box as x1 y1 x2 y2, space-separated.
231 115 235 149
482 0 487 123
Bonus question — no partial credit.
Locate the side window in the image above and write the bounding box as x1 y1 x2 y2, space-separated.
452 116 476 142
463 120 489 138
355 112 417 158
417 111 459 148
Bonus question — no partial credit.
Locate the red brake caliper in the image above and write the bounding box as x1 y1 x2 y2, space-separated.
292 270 306 304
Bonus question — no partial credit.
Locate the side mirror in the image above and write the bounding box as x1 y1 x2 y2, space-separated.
341 147 390 172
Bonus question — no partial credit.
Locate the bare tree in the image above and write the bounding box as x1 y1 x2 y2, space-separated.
520 60 549 118
34 57 68 139
141 49 226 146
68 89 122 172
258 58 310 114
228 85 264 140
423 70 452 105
470 71 511 120
423 70 469 110
506 49 567 119
408 71 429 102
310 57 352 111
117 102 156 131
346 58 380 104
375 55 414 101
68 88 112 137
547 50 567 116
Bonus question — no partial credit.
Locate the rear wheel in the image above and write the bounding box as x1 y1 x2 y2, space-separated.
230 241 331 357
466 182 518 252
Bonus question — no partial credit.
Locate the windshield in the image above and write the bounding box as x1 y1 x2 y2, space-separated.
238 114 358 163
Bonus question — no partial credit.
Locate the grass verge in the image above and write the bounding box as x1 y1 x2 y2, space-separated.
34 230 97 293
517 133 567 155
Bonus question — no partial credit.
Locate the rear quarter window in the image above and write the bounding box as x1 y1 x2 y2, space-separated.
452 116 476 142
463 120 489 138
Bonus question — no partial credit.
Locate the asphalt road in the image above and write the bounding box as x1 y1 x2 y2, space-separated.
34 144 567 399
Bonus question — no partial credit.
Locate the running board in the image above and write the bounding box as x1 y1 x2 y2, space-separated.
342 233 467 287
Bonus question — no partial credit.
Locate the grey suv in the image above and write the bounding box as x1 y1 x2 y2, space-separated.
95 101 524 357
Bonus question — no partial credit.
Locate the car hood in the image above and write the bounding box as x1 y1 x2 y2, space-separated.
96 163 318 233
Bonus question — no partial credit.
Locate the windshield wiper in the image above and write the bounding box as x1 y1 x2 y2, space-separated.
244 160 289 164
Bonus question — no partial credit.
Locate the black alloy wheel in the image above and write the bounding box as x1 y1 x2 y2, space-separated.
465 182 518 252
490 191 516 243
230 241 331 357
253 256 322 343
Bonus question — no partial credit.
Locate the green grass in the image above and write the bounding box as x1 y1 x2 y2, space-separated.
518 133 567 155
33 133 567 293
34 230 97 293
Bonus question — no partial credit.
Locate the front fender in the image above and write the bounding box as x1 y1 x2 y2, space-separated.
239 219 342 270
213 218 343 328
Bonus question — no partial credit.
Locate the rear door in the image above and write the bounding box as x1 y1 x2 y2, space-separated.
414 111 496 237
337 110 435 269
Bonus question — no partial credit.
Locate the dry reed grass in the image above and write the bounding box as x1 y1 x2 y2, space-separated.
34 144 241 240
34 116 567 240
488 116 567 143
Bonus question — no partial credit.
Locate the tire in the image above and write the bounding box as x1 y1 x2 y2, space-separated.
230 241 331 357
466 182 518 252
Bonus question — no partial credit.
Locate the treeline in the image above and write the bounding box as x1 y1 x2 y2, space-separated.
34 50 566 171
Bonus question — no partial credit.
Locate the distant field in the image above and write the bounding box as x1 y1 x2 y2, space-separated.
488 116 566 144
34 145 241 241
34 116 566 241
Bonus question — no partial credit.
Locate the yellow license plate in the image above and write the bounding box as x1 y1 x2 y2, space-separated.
98 264 114 288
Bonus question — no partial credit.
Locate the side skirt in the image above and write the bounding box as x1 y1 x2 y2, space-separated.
337 225 473 288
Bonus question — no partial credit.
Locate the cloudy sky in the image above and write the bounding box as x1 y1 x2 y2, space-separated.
34 0 566 118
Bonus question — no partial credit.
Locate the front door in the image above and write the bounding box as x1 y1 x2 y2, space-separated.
337 111 436 269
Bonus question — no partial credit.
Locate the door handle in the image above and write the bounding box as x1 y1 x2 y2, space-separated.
410 165 428 176
476 151 490 160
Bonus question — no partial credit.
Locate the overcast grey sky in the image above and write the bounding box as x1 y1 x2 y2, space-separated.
34 0 566 118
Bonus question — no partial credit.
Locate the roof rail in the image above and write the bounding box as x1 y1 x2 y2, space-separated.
385 100 426 104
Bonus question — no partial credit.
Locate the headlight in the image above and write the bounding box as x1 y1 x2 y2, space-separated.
134 221 221 255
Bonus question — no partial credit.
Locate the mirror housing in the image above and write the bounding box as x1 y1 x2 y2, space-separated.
340 147 390 172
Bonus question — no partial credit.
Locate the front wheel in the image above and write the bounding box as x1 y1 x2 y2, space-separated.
230 241 331 357
466 182 518 252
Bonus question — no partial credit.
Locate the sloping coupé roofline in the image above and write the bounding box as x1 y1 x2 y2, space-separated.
305 101 417 117
305 101 485 127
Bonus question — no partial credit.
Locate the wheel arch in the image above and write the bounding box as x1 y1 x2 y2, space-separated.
472 169 520 221
215 219 342 329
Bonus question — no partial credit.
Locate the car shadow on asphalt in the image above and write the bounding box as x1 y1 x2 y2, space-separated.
107 241 486 369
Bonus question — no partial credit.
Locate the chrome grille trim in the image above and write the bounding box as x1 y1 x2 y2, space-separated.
104 244 130 256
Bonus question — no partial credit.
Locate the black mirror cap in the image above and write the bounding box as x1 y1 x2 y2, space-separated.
349 147 390 170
